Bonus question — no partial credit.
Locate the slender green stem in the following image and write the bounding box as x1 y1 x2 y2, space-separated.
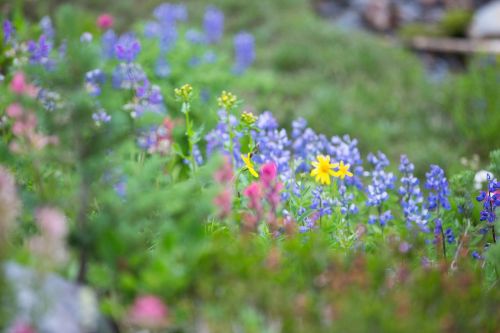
183 102 197 173
225 107 235 167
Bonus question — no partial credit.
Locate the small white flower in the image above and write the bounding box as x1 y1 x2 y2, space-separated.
474 170 493 190
80 32 93 43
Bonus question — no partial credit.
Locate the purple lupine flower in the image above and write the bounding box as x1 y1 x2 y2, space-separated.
40 16 55 40
205 109 240 161
369 211 393 226
476 174 499 223
233 32 255 74
115 33 141 63
153 4 184 52
138 127 159 151
92 110 111 126
291 118 321 174
299 216 316 233
425 165 451 211
3 19 13 43
159 24 178 52
204 6 224 43
433 218 443 236
137 122 172 155
144 21 161 38
252 112 291 178
112 63 147 89
114 178 127 198
58 39 67 59
310 186 333 217
154 3 187 24
365 152 395 227
256 111 278 130
203 50 217 64
336 184 358 216
85 69 106 96
327 135 364 189
194 144 204 166
37 89 61 112
125 79 165 118
101 30 117 58
185 29 205 44
444 227 455 244
471 251 483 260
27 34 53 67
399 155 429 231
155 56 171 78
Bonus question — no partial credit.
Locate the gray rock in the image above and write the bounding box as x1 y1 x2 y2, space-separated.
362 0 397 31
335 9 365 30
469 0 500 38
3 262 110 333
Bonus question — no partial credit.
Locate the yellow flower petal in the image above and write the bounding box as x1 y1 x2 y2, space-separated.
241 153 259 178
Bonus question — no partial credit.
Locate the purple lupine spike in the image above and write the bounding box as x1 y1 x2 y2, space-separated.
101 30 117 58
425 165 451 211
204 6 224 43
115 33 141 63
233 32 255 74
3 19 13 43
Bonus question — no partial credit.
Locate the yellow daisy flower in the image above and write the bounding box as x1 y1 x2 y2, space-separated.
310 155 338 185
241 153 259 178
334 160 353 180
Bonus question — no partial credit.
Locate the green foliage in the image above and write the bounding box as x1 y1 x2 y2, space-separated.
444 57 500 157
439 9 473 38
489 150 500 177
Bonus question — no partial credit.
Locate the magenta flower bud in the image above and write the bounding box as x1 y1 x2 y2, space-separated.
260 162 278 187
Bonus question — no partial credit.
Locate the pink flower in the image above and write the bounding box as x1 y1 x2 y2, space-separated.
129 295 169 328
243 182 261 200
29 206 68 265
214 189 232 219
97 14 114 29
243 182 262 212
6 103 23 118
267 181 283 209
9 72 38 97
10 72 27 94
8 321 36 333
35 207 67 239
260 162 277 187
0 166 21 237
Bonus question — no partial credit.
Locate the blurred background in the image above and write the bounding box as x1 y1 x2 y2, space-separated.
2 0 499 173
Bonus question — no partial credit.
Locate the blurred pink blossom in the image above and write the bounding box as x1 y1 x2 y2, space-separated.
214 189 232 219
243 182 262 212
97 14 114 29
213 157 234 218
29 207 68 265
35 207 68 239
8 321 36 333
129 295 169 328
6 103 23 118
10 72 27 94
260 162 277 187
9 72 38 97
6 105 58 154
0 166 21 238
